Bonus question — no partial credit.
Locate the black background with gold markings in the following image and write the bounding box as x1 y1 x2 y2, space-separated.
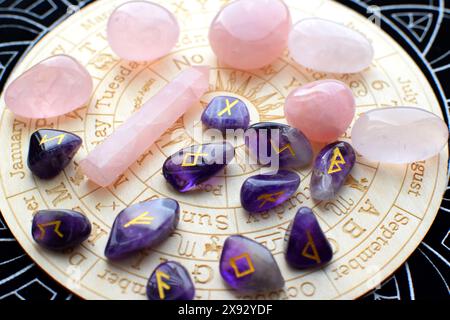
0 0 448 300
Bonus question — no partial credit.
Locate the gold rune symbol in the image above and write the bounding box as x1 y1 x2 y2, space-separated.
37 221 64 240
156 270 171 300
230 253 255 278
39 133 66 145
301 230 321 264
257 191 285 208
328 147 346 174
217 98 239 117
123 212 154 228
270 139 296 157
181 146 208 167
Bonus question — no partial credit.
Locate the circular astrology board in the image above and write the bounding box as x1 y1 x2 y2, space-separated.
0 0 447 300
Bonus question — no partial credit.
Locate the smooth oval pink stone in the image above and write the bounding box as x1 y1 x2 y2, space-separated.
352 107 449 164
289 18 374 73
209 0 291 70
285 80 356 143
107 1 179 61
5 55 93 119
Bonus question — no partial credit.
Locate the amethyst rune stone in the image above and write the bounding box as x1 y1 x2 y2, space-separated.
28 129 82 179
220 235 284 294
163 142 235 192
32 210 91 250
105 198 179 260
284 207 333 269
147 261 195 300
310 141 356 200
201 96 250 131
240 170 300 213
245 122 313 168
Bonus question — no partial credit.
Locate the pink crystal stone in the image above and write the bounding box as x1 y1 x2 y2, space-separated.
80 66 210 187
352 107 449 164
288 18 374 74
107 1 180 61
285 80 356 143
209 0 291 70
4 55 93 119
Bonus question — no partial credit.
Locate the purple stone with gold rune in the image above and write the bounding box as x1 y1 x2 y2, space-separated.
284 207 333 269
28 129 82 179
201 96 250 131
220 235 284 294
240 170 300 213
147 261 195 300
163 142 235 192
105 198 179 260
32 210 91 250
245 122 313 168
310 141 356 201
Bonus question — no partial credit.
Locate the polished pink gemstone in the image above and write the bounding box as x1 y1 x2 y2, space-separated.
80 66 210 187
209 0 291 70
352 107 449 163
285 80 356 143
288 18 374 74
107 1 180 61
4 55 93 119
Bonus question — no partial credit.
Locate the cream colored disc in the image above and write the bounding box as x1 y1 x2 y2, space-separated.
0 0 447 300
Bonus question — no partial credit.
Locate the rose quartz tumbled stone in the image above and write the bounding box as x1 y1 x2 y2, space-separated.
289 18 374 74
107 1 179 61
4 55 93 119
209 0 291 70
285 80 356 143
352 107 449 164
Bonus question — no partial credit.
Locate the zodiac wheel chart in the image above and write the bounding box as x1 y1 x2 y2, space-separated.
0 0 449 300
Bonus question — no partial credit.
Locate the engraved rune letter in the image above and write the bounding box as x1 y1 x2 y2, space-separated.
39 133 66 145
230 253 255 278
301 230 321 264
156 270 171 299
181 146 208 167
257 191 285 208
217 98 239 117
37 221 64 240
328 148 346 174
123 212 154 228
270 139 296 157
